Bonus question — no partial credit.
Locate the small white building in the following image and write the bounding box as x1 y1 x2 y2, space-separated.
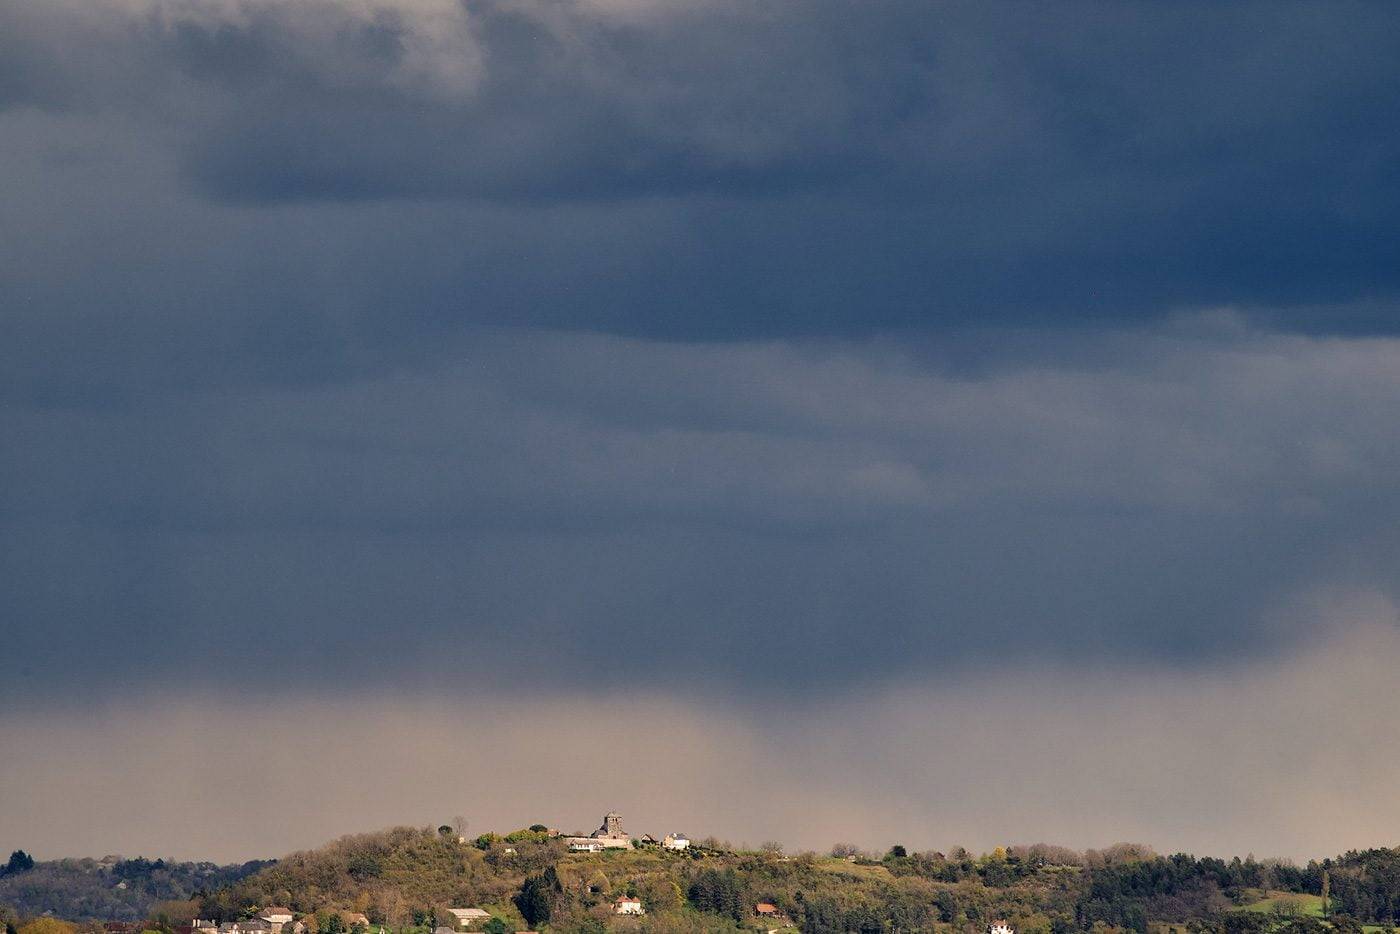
614 897 644 916
219 922 273 934
442 909 492 931
259 910 295 928
989 922 1014 934
662 834 690 851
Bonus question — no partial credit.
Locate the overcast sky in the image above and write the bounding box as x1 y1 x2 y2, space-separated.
3 0 1400 864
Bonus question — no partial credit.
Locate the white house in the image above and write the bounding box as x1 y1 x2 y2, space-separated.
613 897 644 916
989 922 1014 934
218 922 273 934
662 833 689 851
442 909 491 931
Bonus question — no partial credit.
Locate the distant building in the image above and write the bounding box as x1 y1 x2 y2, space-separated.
258 910 295 928
663 834 690 851
217 921 273 934
442 909 492 931
564 811 633 850
756 903 793 926
614 897 644 916
989 921 1014 934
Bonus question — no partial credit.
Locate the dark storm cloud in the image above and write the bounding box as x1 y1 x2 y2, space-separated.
5 322 1400 703
1 0 1399 345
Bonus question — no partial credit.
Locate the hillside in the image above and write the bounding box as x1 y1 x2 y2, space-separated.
190 826 1386 934
9 831 1400 934
0 855 272 923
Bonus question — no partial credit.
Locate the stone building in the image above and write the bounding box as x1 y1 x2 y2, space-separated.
564 811 633 850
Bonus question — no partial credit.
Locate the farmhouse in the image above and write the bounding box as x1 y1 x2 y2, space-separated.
989 921 1015 934
441 908 492 931
258 910 295 929
663 833 690 851
755 903 794 926
614 896 644 916
215 921 273 934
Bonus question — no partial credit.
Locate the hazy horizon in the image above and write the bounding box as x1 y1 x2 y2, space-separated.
8 620 1400 865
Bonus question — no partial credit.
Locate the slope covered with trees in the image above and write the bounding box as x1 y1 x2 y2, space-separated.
0 853 271 923
188 828 1400 934
11 832 1400 934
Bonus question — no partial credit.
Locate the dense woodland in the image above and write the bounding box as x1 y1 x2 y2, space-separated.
0 853 270 923
5 831 1400 934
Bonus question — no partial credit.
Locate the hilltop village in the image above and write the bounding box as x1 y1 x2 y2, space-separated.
3 815 1399 934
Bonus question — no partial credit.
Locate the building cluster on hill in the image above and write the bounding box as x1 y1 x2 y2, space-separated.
561 812 688 854
192 909 373 934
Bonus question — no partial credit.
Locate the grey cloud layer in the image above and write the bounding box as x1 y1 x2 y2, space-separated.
5 323 1400 699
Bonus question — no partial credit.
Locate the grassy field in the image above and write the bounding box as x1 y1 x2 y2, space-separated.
1237 891 1394 934
1240 891 1326 918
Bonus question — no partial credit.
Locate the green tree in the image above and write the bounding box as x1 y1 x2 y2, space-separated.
639 878 682 913
517 867 560 927
3 853 34 876
19 921 76 934
687 869 744 922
